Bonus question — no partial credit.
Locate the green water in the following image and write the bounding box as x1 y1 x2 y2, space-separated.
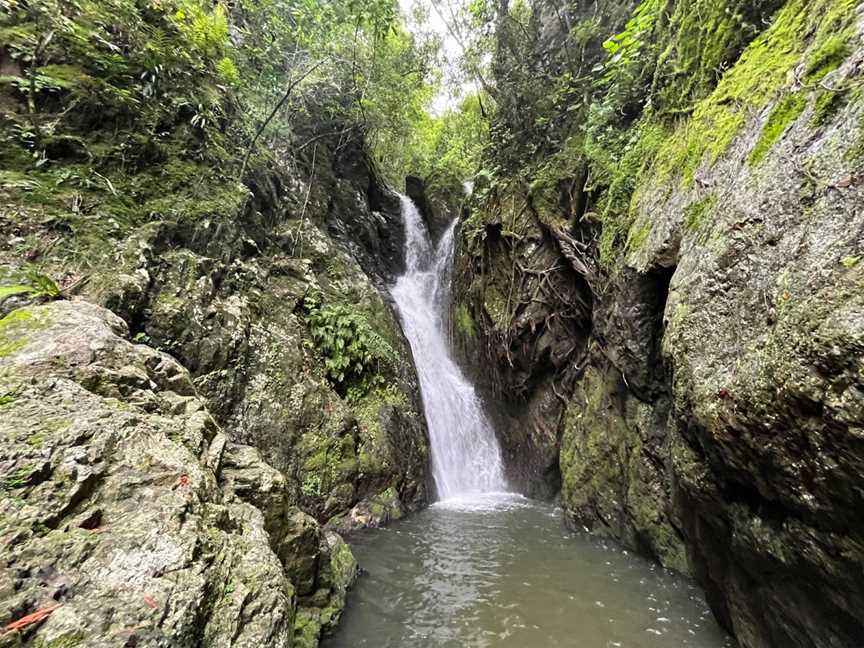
324 495 731 648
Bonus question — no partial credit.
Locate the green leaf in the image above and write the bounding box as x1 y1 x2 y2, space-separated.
0 285 34 300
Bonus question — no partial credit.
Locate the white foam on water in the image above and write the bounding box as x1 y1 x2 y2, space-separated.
432 492 529 513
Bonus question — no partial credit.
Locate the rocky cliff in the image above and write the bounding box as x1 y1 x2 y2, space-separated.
0 1 429 645
452 1 864 646
0 300 359 647
3 0 864 646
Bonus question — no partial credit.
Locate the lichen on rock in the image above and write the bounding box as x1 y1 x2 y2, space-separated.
0 301 296 646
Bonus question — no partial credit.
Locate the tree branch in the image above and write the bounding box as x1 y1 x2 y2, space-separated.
238 60 325 181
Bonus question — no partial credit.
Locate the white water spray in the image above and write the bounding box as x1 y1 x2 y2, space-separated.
391 194 507 500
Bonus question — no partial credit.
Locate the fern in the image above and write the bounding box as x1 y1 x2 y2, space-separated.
303 293 396 386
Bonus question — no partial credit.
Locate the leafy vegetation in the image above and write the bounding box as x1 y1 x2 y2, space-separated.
0 0 487 281
684 195 718 232
2 0 859 321
455 0 859 268
303 292 396 387
0 267 60 301
453 303 476 338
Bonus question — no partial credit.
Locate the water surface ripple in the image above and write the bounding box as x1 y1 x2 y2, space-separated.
325 496 731 648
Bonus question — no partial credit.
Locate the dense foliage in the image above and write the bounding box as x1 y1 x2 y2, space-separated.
453 0 860 264
5 0 854 274
303 292 397 388
0 0 490 282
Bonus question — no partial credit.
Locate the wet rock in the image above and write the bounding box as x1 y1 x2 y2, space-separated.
0 301 359 647
405 175 450 243
81 144 431 530
293 531 358 648
562 12 864 647
644 76 864 647
451 182 593 498
326 486 405 534
559 354 686 573
0 301 293 646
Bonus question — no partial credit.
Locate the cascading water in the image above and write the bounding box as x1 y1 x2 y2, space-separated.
325 194 731 648
390 194 507 500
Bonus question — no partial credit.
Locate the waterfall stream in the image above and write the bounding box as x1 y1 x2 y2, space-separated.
390 195 507 500
322 195 731 648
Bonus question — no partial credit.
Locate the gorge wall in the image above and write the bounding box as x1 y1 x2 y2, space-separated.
451 1 864 646
0 2 428 646
2 0 863 647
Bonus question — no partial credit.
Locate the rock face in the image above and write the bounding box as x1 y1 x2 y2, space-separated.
0 137 428 643
113 183 429 525
405 175 452 244
0 301 356 647
451 188 594 499
634 45 864 647
0 18 430 643
456 0 864 646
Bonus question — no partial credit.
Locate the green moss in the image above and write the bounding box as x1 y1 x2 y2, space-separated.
684 194 718 231
1 464 35 490
367 487 402 521
841 256 860 269
346 381 406 476
749 92 808 166
34 635 83 648
24 434 45 449
590 120 668 265
804 33 851 83
846 113 864 164
347 381 404 426
649 0 783 113
626 221 652 254
810 90 845 127
648 0 855 186
453 303 476 338
30 418 68 443
667 302 691 336
328 536 358 590
0 308 48 358
293 608 321 648
299 446 340 492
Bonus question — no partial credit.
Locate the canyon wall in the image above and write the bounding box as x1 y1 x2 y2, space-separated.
452 1 864 645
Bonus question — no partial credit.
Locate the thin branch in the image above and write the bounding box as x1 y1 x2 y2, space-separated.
291 143 318 258
430 0 497 99
238 60 324 181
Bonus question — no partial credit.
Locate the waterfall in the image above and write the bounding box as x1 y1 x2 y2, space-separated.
390 194 507 500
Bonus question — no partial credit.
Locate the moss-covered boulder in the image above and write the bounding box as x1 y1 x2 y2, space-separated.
0 301 291 645
0 299 368 647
